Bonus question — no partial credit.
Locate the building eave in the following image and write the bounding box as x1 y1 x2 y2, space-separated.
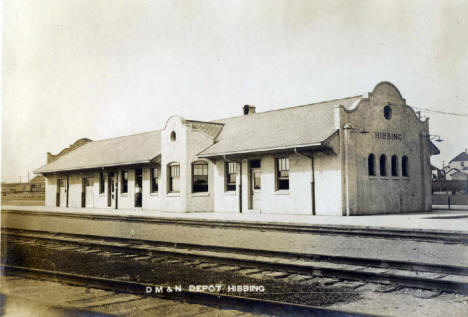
198 143 323 158
36 160 153 175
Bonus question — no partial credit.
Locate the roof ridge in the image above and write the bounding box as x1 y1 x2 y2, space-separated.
91 129 161 143
186 119 225 126
211 95 363 122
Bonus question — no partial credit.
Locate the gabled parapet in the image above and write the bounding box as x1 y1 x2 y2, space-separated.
47 138 92 163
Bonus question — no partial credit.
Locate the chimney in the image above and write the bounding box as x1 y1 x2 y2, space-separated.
243 105 256 115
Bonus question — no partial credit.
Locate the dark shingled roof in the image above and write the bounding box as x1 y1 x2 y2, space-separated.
35 130 161 173
449 151 468 164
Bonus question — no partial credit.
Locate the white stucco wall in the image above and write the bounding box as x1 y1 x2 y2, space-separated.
342 82 433 214
314 152 342 215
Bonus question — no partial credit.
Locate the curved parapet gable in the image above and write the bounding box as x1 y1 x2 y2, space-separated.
371 81 406 105
47 138 92 163
163 115 187 130
340 81 426 124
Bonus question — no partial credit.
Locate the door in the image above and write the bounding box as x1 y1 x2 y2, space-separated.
58 179 67 207
251 168 262 210
84 178 94 208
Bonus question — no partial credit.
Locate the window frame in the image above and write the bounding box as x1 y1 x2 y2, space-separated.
379 154 387 177
225 162 237 192
402 155 409 177
121 170 128 193
192 161 209 193
275 157 290 191
168 163 180 193
150 166 160 193
99 171 105 194
391 155 398 177
368 154 376 176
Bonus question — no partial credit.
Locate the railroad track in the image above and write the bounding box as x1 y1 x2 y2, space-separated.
2 228 468 296
2 265 377 317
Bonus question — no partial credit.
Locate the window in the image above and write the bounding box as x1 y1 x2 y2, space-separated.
168 163 180 193
368 154 375 176
402 155 409 177
170 131 176 142
253 170 261 190
250 159 261 168
226 162 237 191
135 168 142 188
99 171 104 194
383 105 392 120
121 170 128 193
379 154 387 176
462 162 465 167
192 161 208 192
150 166 159 193
391 155 398 176
276 157 289 190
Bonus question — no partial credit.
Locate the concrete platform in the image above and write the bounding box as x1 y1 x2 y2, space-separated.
2 205 468 233
2 206 468 268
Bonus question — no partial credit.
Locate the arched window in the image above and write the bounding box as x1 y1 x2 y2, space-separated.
402 155 409 177
368 154 375 176
192 161 208 192
167 163 180 193
391 155 398 176
379 154 387 176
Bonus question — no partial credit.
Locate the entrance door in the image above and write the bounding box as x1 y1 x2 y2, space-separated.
84 178 94 208
58 179 67 207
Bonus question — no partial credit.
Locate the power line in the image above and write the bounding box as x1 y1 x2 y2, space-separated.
412 107 468 118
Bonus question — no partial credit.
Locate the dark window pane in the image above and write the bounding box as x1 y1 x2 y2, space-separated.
99 172 104 193
368 154 375 176
391 155 398 176
193 162 208 192
250 160 261 168
402 156 409 177
379 155 387 176
254 171 261 189
276 157 289 190
121 170 128 193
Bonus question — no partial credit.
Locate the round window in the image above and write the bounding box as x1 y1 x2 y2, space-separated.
383 105 392 120
170 131 176 142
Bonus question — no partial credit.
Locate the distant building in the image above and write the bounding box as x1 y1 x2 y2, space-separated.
1 175 45 196
446 150 468 181
35 82 439 215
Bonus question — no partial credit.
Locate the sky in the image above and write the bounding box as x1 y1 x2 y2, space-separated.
2 0 468 182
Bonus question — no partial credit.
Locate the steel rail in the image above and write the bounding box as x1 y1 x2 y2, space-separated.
3 228 468 276
3 229 468 295
1 264 379 317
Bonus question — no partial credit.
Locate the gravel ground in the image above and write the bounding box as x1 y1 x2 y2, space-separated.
3 241 360 307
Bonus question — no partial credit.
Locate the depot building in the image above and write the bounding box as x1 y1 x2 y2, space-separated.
35 82 439 216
